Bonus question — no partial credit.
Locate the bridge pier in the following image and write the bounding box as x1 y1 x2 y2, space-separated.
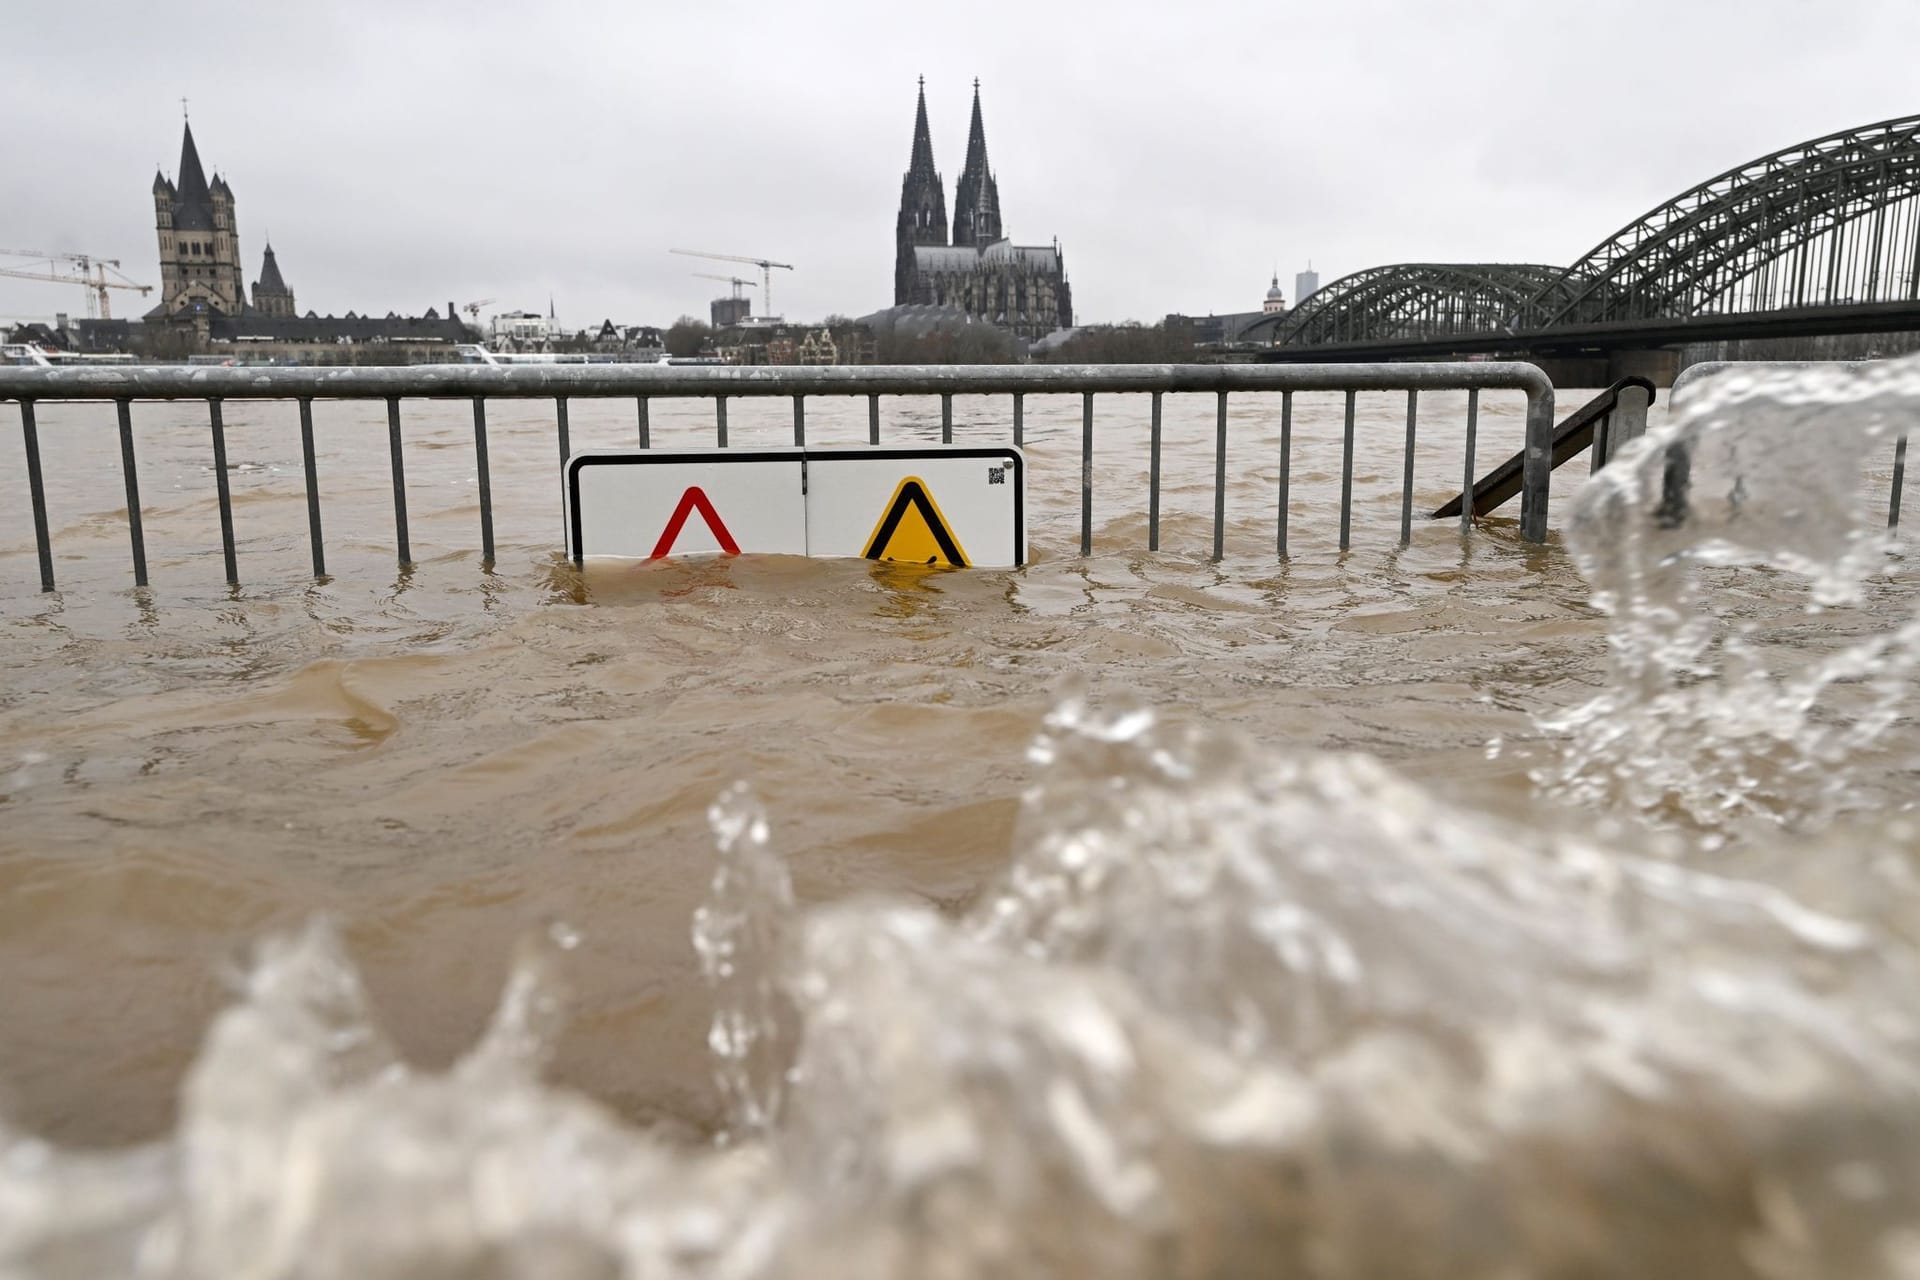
1523 349 1679 389
1605 348 1682 387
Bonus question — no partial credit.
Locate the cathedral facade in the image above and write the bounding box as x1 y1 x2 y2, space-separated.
894 81 1072 340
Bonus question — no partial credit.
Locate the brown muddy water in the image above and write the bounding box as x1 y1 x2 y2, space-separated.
2 369 1918 1279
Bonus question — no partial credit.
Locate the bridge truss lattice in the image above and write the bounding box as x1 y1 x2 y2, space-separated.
1265 112 1920 346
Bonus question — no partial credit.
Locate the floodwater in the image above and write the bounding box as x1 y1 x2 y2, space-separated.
1 365 1917 1278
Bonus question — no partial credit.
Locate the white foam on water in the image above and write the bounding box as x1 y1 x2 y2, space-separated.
1536 355 1920 834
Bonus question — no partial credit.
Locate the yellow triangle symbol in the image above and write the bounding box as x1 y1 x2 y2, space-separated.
862 477 969 566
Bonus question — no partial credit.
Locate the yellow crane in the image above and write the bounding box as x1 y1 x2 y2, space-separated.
670 249 793 318
0 249 153 320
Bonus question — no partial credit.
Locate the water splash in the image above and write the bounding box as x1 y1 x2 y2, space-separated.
1537 356 1920 834
8 700 1920 1276
691 782 795 1143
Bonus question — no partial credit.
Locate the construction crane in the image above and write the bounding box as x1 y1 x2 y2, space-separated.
0 250 152 320
670 249 793 318
692 272 755 301
462 298 496 319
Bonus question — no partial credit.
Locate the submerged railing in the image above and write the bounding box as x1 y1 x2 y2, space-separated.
1434 376 1655 521
1 362 1555 592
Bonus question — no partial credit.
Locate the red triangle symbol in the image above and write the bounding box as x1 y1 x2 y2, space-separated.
650 486 741 558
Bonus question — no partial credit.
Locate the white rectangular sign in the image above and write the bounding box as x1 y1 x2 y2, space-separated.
805 447 1025 568
567 449 805 561
565 445 1025 567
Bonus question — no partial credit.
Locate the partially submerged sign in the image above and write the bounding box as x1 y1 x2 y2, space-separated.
566 446 1025 567
567 450 806 561
804 447 1022 568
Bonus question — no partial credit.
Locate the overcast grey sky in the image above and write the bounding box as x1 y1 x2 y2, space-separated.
3 0 1917 328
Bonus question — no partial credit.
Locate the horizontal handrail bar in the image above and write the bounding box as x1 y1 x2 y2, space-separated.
0 360 1553 403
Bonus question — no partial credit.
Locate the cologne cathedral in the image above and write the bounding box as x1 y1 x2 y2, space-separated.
894 80 1072 340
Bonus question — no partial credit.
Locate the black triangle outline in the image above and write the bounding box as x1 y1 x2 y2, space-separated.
862 479 969 566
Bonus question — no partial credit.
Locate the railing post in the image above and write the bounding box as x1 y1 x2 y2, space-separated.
1213 391 1228 562
637 396 651 448
1148 391 1163 552
1013 392 1024 449
1460 389 1479 531
555 396 571 537
716 396 728 447
942 393 953 444
1400 389 1417 545
472 396 495 565
208 399 238 585
18 401 53 592
1339 390 1357 551
1891 434 1909 530
386 396 411 568
115 399 148 587
792 395 805 447
1610 382 1652 453
1277 391 1292 559
1081 392 1094 555
868 393 880 446
1519 385 1555 543
298 397 325 578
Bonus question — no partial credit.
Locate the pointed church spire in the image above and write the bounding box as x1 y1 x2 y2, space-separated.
952 78 1002 248
173 119 214 230
908 74 938 179
895 77 949 303
961 78 988 181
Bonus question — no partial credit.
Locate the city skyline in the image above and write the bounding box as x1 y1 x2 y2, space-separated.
5 1 1920 328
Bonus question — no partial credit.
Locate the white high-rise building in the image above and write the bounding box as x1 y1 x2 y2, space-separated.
1295 263 1321 306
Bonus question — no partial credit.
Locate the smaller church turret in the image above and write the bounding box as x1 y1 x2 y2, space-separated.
252 243 295 318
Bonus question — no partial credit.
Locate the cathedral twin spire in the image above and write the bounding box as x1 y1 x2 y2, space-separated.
898 78 1003 253
952 80 1002 247
890 78 1072 331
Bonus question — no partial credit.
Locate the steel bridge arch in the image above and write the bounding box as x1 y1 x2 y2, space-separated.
1531 112 1920 326
1252 263 1573 347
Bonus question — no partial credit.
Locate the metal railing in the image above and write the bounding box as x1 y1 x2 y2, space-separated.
1433 376 1655 521
2 362 1555 592
1673 360 1908 529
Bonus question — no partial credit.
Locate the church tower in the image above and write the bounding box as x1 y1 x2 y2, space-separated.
152 119 247 318
951 80 1003 248
252 242 295 317
894 77 948 305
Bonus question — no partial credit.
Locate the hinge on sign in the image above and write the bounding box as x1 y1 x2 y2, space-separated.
801 456 808 496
